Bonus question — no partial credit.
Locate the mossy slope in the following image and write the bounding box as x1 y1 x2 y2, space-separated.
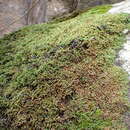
0 6 130 129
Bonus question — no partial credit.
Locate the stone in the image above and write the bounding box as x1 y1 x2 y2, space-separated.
123 29 129 35
109 0 130 14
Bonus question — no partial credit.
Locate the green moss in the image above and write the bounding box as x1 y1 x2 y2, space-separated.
86 4 112 14
51 5 112 23
66 109 111 130
0 5 130 129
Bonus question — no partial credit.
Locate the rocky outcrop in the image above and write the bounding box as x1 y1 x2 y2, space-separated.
0 0 123 36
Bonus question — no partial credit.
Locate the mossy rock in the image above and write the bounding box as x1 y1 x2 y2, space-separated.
0 5 130 129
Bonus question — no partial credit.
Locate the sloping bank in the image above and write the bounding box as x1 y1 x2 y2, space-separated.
0 5 130 129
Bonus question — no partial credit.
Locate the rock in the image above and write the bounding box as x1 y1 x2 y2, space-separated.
109 0 130 14
123 29 129 35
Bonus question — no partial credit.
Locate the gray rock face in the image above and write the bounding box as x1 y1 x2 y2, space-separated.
0 0 26 35
0 0 123 36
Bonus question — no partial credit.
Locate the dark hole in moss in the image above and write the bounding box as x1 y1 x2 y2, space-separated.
58 110 65 117
82 43 89 49
61 92 75 105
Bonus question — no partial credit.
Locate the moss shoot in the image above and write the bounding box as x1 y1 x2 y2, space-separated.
0 5 130 129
